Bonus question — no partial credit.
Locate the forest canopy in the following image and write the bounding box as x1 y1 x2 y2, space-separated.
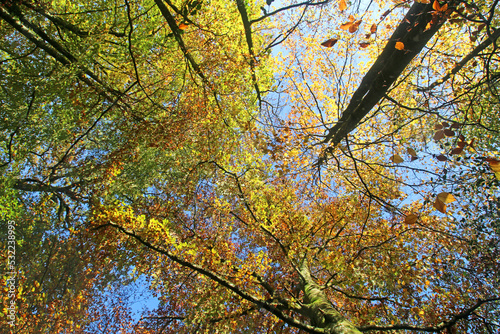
1 0 499 333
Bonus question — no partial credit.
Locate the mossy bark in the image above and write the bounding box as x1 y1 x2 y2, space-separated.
299 260 362 334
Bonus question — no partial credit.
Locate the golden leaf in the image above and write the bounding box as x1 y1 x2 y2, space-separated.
433 198 446 213
437 192 455 204
395 41 405 50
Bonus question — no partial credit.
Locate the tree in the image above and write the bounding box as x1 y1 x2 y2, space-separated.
1 0 499 333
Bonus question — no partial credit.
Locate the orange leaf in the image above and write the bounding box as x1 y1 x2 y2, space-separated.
178 23 189 30
321 38 338 47
339 0 347 11
340 22 353 30
370 24 377 34
359 42 370 48
395 41 405 50
433 0 448 11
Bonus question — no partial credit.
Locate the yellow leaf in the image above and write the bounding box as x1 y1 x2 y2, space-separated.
437 192 455 204
395 41 405 50
390 154 404 163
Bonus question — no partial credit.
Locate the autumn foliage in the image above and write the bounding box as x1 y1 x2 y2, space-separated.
1 0 499 333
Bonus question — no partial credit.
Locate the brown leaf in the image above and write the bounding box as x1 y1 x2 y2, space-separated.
451 122 461 129
321 38 338 47
436 154 448 161
444 129 455 137
370 24 377 34
349 20 362 33
433 130 445 141
390 154 404 163
451 147 463 155
359 42 370 48
404 213 418 224
407 148 418 157
433 198 446 213
457 140 466 149
434 123 444 130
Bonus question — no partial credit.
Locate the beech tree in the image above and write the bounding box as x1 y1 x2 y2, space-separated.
1 0 499 333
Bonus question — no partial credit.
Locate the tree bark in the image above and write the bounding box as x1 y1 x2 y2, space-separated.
319 1 454 164
299 259 362 334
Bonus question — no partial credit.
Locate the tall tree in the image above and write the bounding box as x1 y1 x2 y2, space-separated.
1 0 499 333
